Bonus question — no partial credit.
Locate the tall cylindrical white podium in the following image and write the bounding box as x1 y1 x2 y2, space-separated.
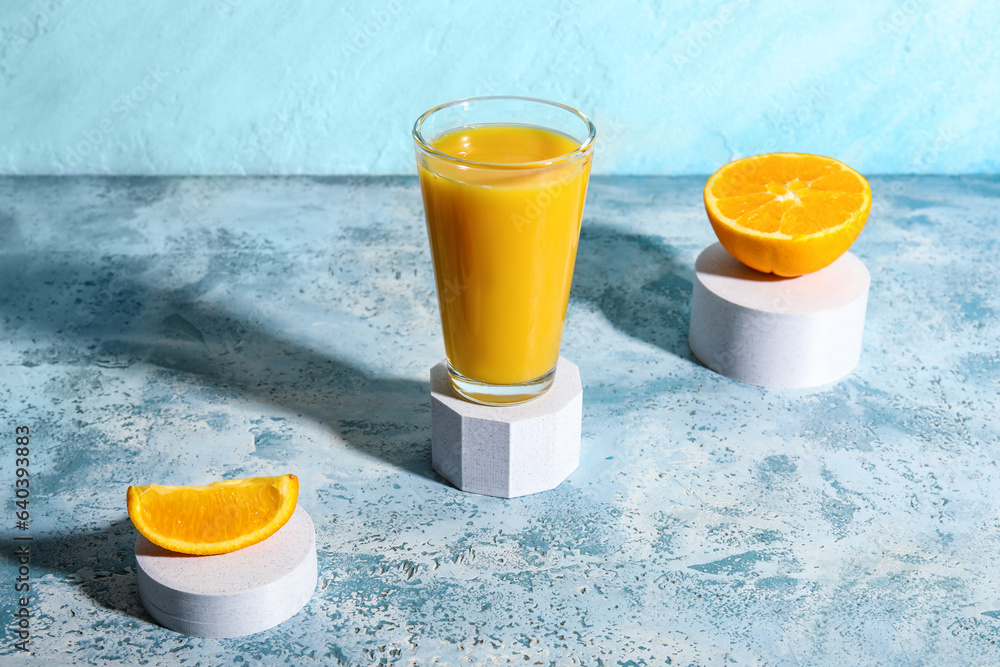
689 243 870 388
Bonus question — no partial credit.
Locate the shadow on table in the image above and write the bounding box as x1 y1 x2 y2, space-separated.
3 519 153 623
143 303 435 482
572 222 695 360
0 241 436 484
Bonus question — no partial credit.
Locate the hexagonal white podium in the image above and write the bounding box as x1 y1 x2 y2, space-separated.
431 357 583 498
689 243 870 388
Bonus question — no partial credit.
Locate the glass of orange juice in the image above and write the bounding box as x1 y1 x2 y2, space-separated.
413 96 596 405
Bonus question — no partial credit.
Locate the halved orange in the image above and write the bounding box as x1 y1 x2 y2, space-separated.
127 474 298 555
704 153 871 276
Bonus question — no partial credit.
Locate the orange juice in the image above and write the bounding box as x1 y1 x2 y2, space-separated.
416 124 592 389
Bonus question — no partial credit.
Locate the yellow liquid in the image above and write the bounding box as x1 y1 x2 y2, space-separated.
417 124 592 386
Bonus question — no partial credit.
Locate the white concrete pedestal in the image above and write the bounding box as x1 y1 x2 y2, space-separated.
431 357 583 498
135 507 317 638
689 243 870 388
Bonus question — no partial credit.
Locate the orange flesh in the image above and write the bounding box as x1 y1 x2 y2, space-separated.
709 154 868 237
132 483 283 542
126 474 298 555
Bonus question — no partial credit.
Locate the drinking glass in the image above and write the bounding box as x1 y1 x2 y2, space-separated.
413 96 595 405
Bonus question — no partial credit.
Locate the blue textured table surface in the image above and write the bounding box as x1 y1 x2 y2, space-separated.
1 176 998 665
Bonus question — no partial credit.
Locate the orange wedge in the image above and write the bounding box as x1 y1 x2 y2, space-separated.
127 474 298 555
704 152 871 276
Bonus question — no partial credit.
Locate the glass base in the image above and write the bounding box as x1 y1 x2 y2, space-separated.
447 363 556 406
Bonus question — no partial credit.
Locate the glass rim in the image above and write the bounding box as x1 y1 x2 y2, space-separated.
412 95 597 169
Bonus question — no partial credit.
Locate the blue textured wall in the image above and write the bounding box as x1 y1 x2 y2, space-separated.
1 0 997 175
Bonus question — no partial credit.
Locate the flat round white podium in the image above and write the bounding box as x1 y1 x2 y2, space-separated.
135 507 317 638
689 243 870 388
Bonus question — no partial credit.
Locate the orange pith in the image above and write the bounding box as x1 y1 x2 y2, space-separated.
704 153 871 276
126 474 298 556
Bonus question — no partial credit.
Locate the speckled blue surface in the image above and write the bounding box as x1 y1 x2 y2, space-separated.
1 176 999 665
